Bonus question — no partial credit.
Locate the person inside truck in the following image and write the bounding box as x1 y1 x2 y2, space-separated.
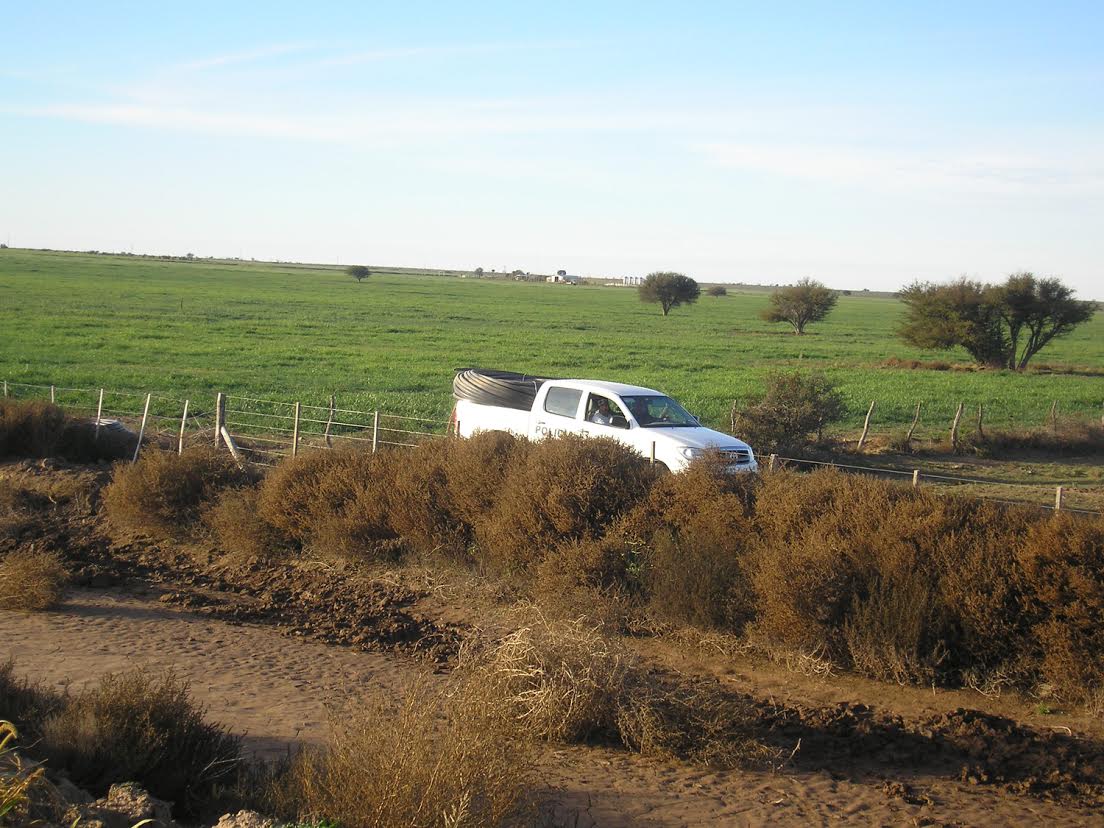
589 397 613 424
628 397 656 426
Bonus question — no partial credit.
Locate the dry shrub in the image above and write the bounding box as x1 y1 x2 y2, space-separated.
265 675 532 828
476 435 657 573
0 661 64 736
103 447 253 541
0 550 67 611
0 400 131 461
0 400 66 458
1018 515 1104 701
39 669 241 816
749 469 954 682
0 480 36 541
471 612 634 742
615 681 777 769
383 440 470 560
442 430 530 526
531 536 639 628
628 460 757 631
257 448 402 559
203 486 292 564
966 421 1104 458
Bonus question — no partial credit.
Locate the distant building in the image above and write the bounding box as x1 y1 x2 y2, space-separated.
547 274 580 284
622 275 644 286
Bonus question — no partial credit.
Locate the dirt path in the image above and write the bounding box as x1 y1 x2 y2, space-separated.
3 588 1099 827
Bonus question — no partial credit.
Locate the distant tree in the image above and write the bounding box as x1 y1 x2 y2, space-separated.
346 265 371 283
0 244 7 249
557 269 567 277
638 271 701 316
760 278 838 334
707 285 728 297
474 267 484 277
898 273 1096 370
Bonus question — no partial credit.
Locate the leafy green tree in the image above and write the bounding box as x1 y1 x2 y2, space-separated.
638 271 700 316
898 273 1095 370
760 278 838 334
737 370 847 452
346 265 371 283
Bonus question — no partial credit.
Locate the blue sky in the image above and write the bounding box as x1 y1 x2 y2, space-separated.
3 2 1102 296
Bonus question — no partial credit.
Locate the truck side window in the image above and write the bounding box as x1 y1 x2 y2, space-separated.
544 387 583 418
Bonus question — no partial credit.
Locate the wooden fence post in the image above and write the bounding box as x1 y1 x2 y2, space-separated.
730 400 739 434
976 404 984 438
2 380 7 397
912 469 920 487
905 401 922 446
94 388 105 442
324 394 336 448
372 410 379 453
132 393 151 463
214 392 225 447
220 426 245 469
1055 486 1064 511
50 385 55 404
768 453 777 472
178 399 189 454
857 400 876 451
291 401 301 457
650 441 656 464
1050 400 1059 434
950 402 964 450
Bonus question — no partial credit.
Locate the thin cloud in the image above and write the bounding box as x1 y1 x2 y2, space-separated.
176 42 321 71
694 142 1104 197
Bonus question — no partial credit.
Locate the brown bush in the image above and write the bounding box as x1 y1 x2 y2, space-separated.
257 448 402 559
475 435 657 573
383 440 469 560
0 400 132 461
203 486 292 564
0 661 64 735
749 469 955 682
623 460 757 631
263 675 532 828
442 430 530 529
1019 515 1104 701
531 535 639 627
0 400 66 458
39 669 241 816
0 550 67 611
103 448 253 541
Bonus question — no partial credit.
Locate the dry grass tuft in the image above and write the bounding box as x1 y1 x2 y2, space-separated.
616 682 778 769
263 675 532 828
0 550 68 612
102 447 253 541
471 611 635 743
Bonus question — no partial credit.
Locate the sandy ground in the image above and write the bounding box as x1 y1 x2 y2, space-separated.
4 588 1100 827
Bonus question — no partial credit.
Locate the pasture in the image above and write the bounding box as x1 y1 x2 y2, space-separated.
1 248 1101 435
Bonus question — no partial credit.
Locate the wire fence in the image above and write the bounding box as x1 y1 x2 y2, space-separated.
766 453 1102 516
3 378 1100 515
0 380 448 466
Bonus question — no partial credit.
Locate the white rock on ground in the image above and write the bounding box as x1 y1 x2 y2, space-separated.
212 810 278 828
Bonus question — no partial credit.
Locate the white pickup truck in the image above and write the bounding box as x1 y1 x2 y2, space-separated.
452 369 757 473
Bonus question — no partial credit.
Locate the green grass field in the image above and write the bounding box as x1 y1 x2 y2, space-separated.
1 248 1101 436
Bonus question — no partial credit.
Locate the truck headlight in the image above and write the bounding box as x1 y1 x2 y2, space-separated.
679 447 704 459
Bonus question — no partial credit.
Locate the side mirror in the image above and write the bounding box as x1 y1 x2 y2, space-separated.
610 415 629 429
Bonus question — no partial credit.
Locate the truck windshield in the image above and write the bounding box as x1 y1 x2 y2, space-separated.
621 395 699 427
